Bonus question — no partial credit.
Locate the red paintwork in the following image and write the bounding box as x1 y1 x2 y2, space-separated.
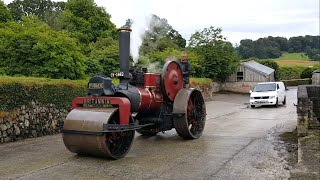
144 73 161 88
164 61 183 101
71 97 131 125
137 88 163 112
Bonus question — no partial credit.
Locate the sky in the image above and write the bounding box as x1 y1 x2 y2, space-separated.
3 0 320 59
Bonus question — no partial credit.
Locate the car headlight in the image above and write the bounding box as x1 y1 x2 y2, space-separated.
250 97 255 99
269 96 275 99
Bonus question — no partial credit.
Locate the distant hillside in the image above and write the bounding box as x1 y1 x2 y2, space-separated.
261 53 319 67
237 35 320 61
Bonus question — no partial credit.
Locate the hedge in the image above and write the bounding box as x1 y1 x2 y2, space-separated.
277 65 320 80
282 78 311 87
0 76 88 112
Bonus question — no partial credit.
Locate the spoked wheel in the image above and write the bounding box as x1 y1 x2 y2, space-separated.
105 110 135 159
173 89 206 139
63 108 135 160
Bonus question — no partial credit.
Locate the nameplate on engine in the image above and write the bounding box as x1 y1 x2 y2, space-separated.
88 83 103 89
83 99 112 108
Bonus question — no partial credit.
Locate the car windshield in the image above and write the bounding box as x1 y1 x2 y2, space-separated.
253 83 276 92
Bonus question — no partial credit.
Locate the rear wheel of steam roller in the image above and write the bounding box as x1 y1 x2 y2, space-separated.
62 108 135 159
173 89 206 139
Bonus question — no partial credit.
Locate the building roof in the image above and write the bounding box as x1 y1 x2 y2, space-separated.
313 69 320 73
241 60 275 75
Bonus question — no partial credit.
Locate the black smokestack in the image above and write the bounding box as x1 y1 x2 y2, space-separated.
118 28 132 84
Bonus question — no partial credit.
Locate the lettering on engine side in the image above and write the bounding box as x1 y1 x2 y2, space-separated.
83 99 112 107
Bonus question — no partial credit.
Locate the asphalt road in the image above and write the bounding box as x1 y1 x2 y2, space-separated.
0 88 298 180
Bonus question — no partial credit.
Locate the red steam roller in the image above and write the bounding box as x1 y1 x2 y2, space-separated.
62 28 206 159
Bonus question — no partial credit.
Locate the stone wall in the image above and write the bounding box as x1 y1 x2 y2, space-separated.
0 101 68 143
220 82 258 94
312 72 320 85
297 85 320 136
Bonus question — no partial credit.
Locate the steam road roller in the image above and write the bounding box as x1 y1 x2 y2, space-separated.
62 28 206 159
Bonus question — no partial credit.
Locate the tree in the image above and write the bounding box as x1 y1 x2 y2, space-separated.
87 37 120 76
139 14 186 55
7 0 65 24
305 48 320 61
0 1 13 22
238 37 282 59
0 16 87 79
238 39 255 59
188 26 239 80
52 0 117 45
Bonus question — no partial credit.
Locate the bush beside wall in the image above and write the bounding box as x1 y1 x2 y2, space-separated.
189 78 214 100
282 78 311 87
278 65 320 80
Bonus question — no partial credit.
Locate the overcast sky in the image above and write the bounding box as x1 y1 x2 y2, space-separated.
3 0 320 58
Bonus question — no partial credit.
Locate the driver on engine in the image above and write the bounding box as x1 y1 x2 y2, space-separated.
178 52 191 88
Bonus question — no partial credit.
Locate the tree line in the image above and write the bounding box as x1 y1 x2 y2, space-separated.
0 0 240 80
237 36 320 60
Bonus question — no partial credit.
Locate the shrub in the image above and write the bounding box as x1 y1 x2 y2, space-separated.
282 78 311 86
0 76 88 112
277 65 320 80
300 68 314 79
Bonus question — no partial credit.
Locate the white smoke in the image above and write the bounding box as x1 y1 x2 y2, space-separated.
147 62 162 73
130 15 151 64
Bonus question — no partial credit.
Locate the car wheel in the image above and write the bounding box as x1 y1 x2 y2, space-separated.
274 98 278 107
251 105 255 108
283 96 286 105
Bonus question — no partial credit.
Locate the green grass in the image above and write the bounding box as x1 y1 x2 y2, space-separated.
257 53 319 67
275 52 310 61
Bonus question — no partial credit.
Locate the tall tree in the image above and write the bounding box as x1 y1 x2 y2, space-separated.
0 16 87 79
0 0 13 22
7 0 65 23
238 39 255 59
188 26 239 80
53 0 117 44
0 0 12 23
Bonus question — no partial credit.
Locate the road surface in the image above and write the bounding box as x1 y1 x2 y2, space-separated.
0 88 298 180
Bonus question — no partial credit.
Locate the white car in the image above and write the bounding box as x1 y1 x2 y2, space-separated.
250 82 286 108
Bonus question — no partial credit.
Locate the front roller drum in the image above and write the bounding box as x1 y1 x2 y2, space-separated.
62 108 135 159
173 89 206 139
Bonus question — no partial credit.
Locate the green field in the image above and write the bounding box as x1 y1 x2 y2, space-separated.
274 52 310 61
261 53 319 67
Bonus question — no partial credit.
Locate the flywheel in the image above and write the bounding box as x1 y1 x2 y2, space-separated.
161 61 184 101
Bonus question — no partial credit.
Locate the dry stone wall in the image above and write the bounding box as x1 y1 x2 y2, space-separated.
0 101 68 143
297 85 320 136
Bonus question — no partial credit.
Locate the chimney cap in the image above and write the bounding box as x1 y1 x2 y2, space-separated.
117 28 132 32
